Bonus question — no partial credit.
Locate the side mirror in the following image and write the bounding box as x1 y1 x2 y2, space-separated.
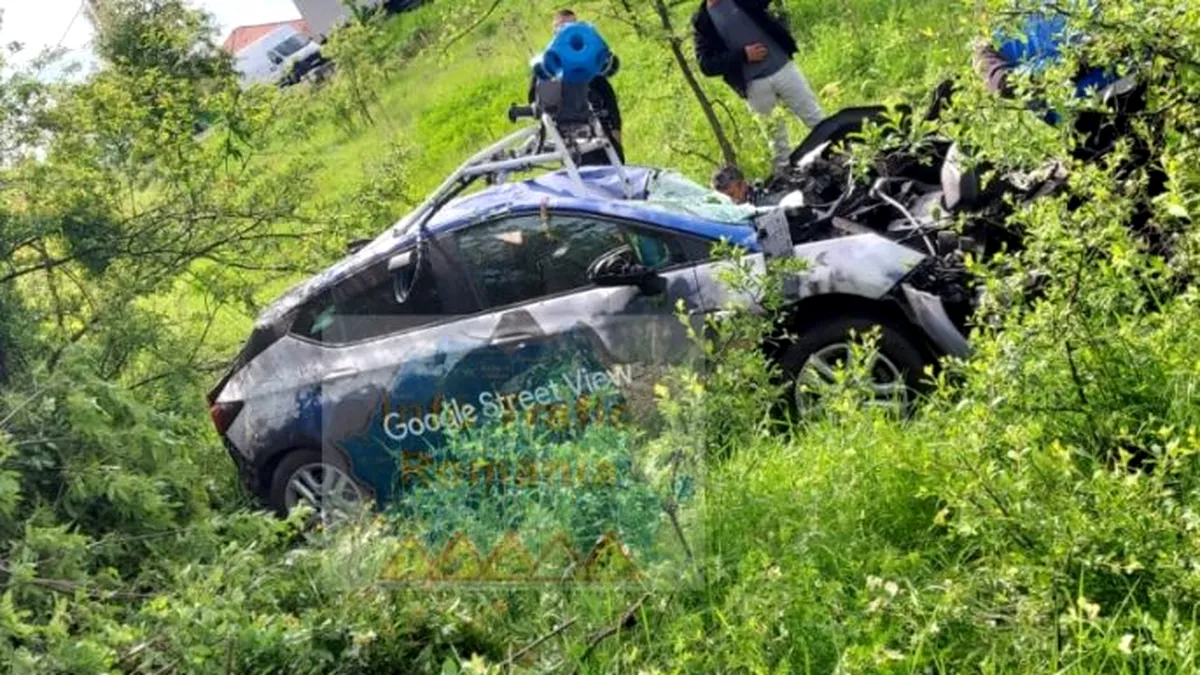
589 260 663 296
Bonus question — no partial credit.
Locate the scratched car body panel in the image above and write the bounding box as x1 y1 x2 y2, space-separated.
208 165 968 510
693 234 926 312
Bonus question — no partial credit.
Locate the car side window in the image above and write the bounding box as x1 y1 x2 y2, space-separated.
290 255 443 343
453 214 688 310
625 228 688 269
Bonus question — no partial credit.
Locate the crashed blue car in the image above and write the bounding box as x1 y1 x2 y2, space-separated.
208 28 970 517
206 162 971 516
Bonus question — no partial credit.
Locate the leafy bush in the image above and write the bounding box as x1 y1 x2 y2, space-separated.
392 420 667 579
6 0 1200 672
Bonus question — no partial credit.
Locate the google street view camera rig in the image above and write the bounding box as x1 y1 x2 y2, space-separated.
510 21 627 176
400 21 630 238
379 22 631 302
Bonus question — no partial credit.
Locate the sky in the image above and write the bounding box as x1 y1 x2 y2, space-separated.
0 0 301 76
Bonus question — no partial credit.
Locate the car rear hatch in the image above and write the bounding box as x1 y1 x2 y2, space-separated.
206 321 290 435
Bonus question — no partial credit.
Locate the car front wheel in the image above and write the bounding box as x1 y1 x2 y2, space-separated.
777 314 932 416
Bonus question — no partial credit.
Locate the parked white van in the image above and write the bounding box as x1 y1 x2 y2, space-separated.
235 25 326 88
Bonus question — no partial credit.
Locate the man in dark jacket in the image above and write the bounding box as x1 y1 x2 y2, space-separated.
527 9 624 165
692 0 823 175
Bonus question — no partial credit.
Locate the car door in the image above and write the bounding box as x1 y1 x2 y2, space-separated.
444 210 707 435
285 237 484 505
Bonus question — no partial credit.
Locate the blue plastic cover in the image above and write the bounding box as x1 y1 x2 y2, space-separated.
535 22 611 84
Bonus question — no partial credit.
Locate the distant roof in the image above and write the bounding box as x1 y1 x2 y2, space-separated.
223 19 310 55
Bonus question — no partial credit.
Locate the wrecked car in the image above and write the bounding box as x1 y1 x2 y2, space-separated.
207 162 971 517
772 75 1168 287
206 37 973 518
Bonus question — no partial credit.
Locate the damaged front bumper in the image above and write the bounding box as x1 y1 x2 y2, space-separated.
754 206 974 360
899 283 971 359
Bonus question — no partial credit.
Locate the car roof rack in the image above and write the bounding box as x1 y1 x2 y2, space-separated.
391 85 632 241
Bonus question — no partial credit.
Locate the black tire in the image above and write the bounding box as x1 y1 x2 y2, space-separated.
267 448 365 518
777 313 932 415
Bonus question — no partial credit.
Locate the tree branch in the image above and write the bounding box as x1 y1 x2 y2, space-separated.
0 561 154 600
568 592 652 673
441 0 504 54
649 0 737 167
502 616 578 669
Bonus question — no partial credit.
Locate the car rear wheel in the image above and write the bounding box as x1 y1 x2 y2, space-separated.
268 449 367 523
778 314 932 416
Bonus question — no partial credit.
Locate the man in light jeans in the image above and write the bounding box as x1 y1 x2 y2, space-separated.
692 0 824 174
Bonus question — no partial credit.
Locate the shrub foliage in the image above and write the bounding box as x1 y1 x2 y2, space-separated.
3 0 1200 672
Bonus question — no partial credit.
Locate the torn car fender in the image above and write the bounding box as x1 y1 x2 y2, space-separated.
900 283 972 359
694 232 929 311
786 234 927 300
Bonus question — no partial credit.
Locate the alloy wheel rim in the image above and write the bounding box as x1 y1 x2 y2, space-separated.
794 343 908 413
284 462 364 524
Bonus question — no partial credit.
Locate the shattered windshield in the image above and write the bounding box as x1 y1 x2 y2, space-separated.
643 170 756 225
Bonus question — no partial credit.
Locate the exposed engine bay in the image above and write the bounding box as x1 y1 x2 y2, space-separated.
759 105 1081 333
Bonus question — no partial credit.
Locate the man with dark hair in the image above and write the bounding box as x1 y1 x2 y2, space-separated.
711 165 793 207
711 165 753 205
692 0 824 176
527 9 625 165
553 8 576 28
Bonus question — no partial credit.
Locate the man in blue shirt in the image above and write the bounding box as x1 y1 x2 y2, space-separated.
974 6 1118 101
969 4 1137 139
971 3 1146 160
973 3 1169 254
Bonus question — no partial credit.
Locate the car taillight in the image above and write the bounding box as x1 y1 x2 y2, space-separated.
209 400 244 436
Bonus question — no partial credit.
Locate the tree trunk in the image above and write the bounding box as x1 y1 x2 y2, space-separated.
650 0 738 168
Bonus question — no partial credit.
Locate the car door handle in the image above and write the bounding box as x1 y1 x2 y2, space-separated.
491 331 538 343
490 312 541 344
325 368 359 380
